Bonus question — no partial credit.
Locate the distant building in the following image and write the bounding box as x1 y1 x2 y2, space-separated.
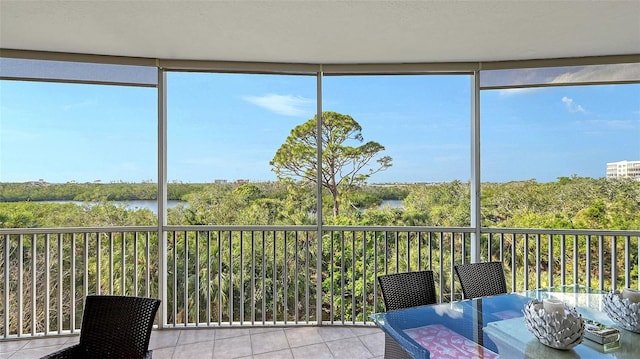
606 160 640 180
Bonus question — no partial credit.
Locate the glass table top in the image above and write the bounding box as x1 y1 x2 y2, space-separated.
369 285 639 359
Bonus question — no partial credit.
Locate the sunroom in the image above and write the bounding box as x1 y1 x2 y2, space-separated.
1 1 639 358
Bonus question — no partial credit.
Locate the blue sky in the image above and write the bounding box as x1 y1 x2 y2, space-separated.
1 71 639 184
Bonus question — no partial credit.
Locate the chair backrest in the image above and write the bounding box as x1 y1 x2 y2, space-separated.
454 261 507 299
378 270 437 311
78 295 160 358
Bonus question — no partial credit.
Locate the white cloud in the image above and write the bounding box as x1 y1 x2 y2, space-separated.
497 87 538 97
62 100 96 111
562 96 586 113
242 94 314 117
551 63 640 84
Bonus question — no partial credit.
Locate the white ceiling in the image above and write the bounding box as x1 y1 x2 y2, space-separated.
1 0 639 64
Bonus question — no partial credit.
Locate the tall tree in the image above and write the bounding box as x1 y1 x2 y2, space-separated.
270 111 392 217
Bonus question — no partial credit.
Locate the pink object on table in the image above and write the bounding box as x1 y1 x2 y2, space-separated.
404 324 498 359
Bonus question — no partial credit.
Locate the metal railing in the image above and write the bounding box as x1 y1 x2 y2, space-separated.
1 225 639 338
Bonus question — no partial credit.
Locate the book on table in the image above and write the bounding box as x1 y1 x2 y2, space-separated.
584 319 621 345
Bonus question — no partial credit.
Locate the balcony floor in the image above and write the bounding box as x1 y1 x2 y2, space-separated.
0 326 384 359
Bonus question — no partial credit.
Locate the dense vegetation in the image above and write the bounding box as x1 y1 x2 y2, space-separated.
1 177 639 334
1 176 638 229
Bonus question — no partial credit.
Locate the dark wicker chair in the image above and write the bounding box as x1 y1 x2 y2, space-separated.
378 270 437 359
454 261 507 299
41 295 161 359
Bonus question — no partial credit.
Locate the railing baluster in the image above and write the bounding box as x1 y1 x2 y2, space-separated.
598 235 604 291
17 235 23 337
272 230 277 325
183 230 188 326
57 234 63 333
32 234 37 336
340 231 345 324
293 231 297 324
232 230 236 325
384 231 389 275
586 235 591 288
611 235 617 291
560 234 566 286
172 231 177 326
625 235 630 289
70 233 76 333
329 230 334 324
450 232 455 301
207 230 212 325
418 231 422 270
120 232 126 295
439 231 443 302
573 235 578 285
109 232 114 295
524 234 542 290
407 231 411 272
240 231 245 325
362 230 367 323
145 231 151 297
261 231 266 325
194 230 200 326
499 233 504 263
351 231 356 324
428 232 433 272
44 234 50 335
523 233 529 290
305 231 310 323
96 232 101 295
373 231 379 312
0 226 638 336
548 233 554 288
4 234 10 338
217 230 222 325
510 233 516 292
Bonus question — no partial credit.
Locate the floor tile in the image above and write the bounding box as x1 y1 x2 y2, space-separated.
172 340 214 359
284 327 324 348
326 336 374 359
4 327 381 359
8 344 66 359
149 330 180 350
251 329 290 355
21 336 72 349
213 333 253 359
291 343 335 359
251 327 284 334
151 346 174 359
253 348 294 359
214 327 251 340
0 340 28 353
177 328 216 345
358 332 384 357
318 326 356 342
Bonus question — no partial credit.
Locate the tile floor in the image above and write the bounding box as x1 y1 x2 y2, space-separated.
0 326 384 359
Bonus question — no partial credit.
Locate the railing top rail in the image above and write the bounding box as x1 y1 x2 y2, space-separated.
0 226 156 235
1 225 637 236
322 225 474 232
481 227 640 236
164 224 317 231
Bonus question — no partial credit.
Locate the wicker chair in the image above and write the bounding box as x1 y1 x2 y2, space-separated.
41 295 161 359
454 261 507 299
378 271 437 359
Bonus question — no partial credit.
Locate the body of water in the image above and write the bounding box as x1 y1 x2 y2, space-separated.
44 200 186 214
37 199 403 214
